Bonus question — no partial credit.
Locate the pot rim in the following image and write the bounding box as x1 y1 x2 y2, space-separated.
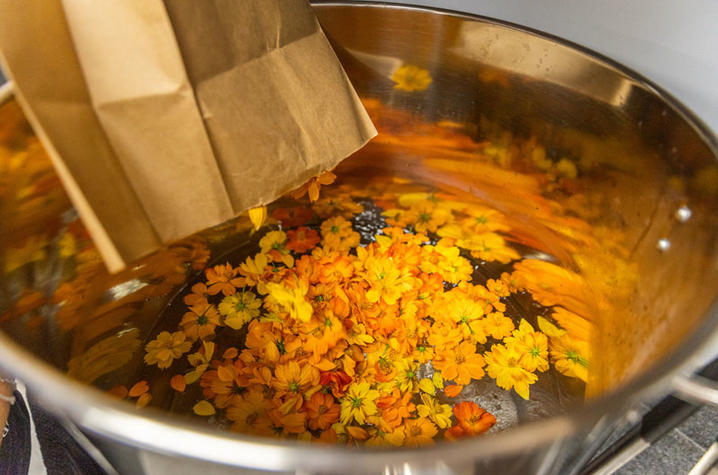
1 2 718 471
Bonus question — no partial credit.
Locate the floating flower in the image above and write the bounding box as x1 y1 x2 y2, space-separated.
402 418 438 446
505 319 549 373
305 392 341 430
144 331 192 369
451 401 495 436
259 230 294 267
484 344 538 400
219 291 261 329
340 381 379 425
416 394 452 429
205 264 244 296
433 341 485 386
320 216 360 253
287 227 320 254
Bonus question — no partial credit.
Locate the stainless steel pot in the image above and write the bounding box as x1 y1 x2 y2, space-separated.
1 2 718 474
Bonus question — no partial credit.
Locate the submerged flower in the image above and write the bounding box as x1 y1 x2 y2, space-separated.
219 291 262 329
305 392 340 430
144 331 192 369
180 303 220 340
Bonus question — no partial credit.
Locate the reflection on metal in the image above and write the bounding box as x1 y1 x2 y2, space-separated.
109 279 147 300
452 23 635 106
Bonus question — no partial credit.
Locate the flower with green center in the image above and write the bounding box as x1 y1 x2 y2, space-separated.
219 292 261 330
340 382 379 425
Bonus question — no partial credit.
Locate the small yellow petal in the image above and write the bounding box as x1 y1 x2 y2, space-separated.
193 400 216 416
432 372 444 389
419 378 436 395
248 206 267 231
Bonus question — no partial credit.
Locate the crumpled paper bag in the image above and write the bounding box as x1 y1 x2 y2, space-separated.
0 0 376 272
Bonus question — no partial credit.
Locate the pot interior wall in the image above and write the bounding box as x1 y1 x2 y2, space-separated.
0 1 717 454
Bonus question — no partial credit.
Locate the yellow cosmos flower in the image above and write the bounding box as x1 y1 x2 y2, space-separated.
259 230 294 267
265 281 313 322
320 216 360 253
484 344 538 400
550 334 589 382
219 291 262 329
505 319 549 373
394 359 419 393
144 331 192 369
362 254 413 305
402 418 438 446
340 382 380 425
416 394 452 429
273 361 320 399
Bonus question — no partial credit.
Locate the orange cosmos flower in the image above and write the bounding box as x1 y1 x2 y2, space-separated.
272 361 320 400
286 227 320 253
319 370 352 398
304 392 340 430
179 302 220 341
452 401 496 436
433 341 485 386
271 206 313 227
205 264 243 296
226 389 274 436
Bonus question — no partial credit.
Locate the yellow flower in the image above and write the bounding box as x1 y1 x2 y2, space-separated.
320 216 360 253
433 244 473 284
391 64 433 92
443 295 485 339
259 230 294 267
144 331 192 369
550 334 589 382
219 291 262 329
394 359 418 393
484 344 538 400
416 394 452 429
273 361 320 399
395 201 450 233
402 418 438 446
247 206 267 231
361 253 414 306
505 319 549 372
340 381 379 425
265 281 313 323
238 253 269 287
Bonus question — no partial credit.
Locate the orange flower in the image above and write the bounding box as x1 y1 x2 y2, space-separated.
179 303 220 340
205 264 243 296
292 171 337 202
227 389 274 436
271 206 313 227
452 401 496 436
183 282 210 307
319 370 352 398
287 227 320 253
144 331 192 369
433 341 485 385
402 418 438 446
273 361 320 400
304 392 340 430
376 389 416 430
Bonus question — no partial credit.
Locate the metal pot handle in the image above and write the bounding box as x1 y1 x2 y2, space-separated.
674 374 718 406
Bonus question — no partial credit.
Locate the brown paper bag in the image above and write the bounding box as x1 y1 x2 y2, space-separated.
0 0 376 272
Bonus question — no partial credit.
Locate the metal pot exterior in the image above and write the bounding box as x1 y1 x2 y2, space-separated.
1 3 717 474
